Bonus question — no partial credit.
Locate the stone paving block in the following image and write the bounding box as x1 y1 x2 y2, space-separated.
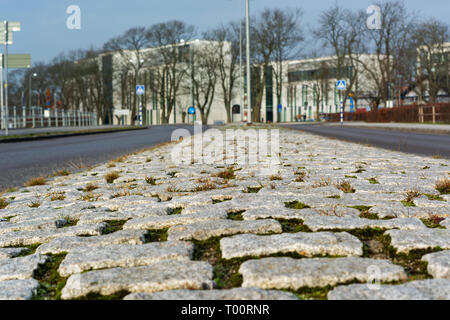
220 232 363 259
37 230 148 254
422 250 450 279
0 254 49 281
0 219 65 235
61 260 214 299
441 219 450 229
303 216 426 232
0 223 107 247
167 219 282 241
124 288 299 300
58 241 194 276
123 212 227 230
240 257 406 290
0 247 29 260
328 279 450 300
0 279 41 300
386 229 450 254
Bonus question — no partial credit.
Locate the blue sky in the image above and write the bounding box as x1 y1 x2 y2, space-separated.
1 0 449 64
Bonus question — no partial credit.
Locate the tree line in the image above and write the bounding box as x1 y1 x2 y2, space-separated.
7 0 450 124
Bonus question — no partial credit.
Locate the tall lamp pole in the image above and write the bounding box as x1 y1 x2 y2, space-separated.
245 0 252 124
29 72 37 108
239 0 243 122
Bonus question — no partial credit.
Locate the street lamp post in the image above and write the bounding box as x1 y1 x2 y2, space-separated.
239 0 243 123
245 0 252 124
29 73 37 108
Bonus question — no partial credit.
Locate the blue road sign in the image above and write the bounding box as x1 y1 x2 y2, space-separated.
136 85 145 95
350 97 354 112
188 106 195 115
337 80 346 90
278 104 282 112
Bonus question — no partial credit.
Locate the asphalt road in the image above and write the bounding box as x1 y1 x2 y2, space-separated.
0 125 203 190
283 124 450 159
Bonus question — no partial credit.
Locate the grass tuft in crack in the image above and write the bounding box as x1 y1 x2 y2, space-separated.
32 253 68 300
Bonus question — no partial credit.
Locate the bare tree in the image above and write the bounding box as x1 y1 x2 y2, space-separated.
314 5 364 111
147 20 196 123
414 19 450 103
358 1 414 108
204 22 240 123
271 8 304 111
104 27 150 124
189 42 220 125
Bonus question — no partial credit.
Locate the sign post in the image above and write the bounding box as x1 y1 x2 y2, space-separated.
336 80 346 127
0 21 21 135
136 85 145 126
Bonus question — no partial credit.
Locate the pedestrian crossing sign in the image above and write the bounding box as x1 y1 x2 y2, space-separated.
337 80 346 90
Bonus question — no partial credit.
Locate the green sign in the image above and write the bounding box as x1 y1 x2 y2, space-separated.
0 54 31 68
0 21 21 32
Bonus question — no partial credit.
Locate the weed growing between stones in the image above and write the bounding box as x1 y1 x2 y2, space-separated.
167 207 183 215
6 243 41 257
243 185 263 193
227 211 244 221
102 220 129 234
144 228 169 242
213 167 236 180
284 201 311 210
24 176 46 187
336 181 356 193
423 194 445 201
350 206 379 220
145 176 157 185
368 178 380 184
327 195 341 199
345 175 358 179
105 171 120 184
343 229 441 281
435 178 450 194
0 197 9 209
28 200 41 208
83 183 98 192
32 253 68 300
276 219 312 233
421 215 445 229
192 237 243 289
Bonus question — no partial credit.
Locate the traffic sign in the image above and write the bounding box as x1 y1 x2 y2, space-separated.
278 104 282 112
0 22 21 32
188 106 196 115
0 22 20 45
136 85 145 95
337 80 346 90
5 54 31 68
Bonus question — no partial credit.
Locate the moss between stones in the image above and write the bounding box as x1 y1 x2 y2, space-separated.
6 243 42 257
276 219 312 233
144 228 168 242
243 186 263 194
227 211 244 221
192 237 243 289
284 201 311 210
102 220 128 235
327 195 341 199
424 194 445 201
421 218 446 229
32 253 68 300
167 207 183 215
336 229 441 282
401 200 416 207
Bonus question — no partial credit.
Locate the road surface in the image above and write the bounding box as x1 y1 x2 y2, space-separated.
0 125 204 190
283 124 450 159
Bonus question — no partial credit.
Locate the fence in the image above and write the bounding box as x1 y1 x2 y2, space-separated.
0 106 98 130
325 103 450 123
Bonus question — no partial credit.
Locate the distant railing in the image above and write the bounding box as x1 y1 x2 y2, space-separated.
325 103 450 123
0 106 98 129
